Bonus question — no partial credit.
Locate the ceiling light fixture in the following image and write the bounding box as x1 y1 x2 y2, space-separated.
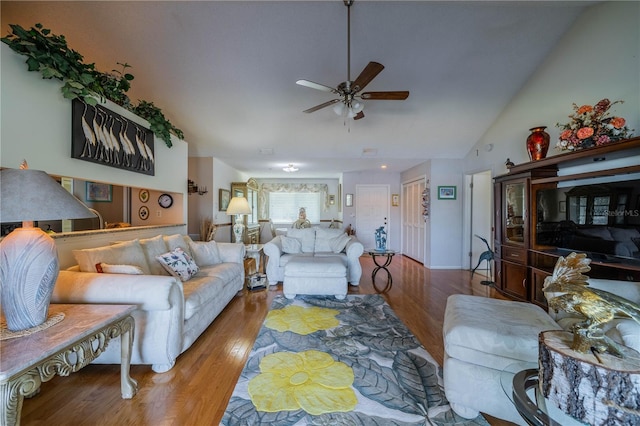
283 164 299 172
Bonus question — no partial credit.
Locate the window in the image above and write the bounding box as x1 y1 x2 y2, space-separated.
269 192 322 223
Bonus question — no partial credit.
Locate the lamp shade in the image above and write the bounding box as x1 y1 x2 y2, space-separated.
226 196 252 215
0 168 96 222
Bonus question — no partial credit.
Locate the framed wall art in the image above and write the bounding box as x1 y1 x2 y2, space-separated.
139 189 150 203
345 193 353 207
391 194 399 206
219 189 231 211
86 182 112 202
437 186 456 200
72 99 155 176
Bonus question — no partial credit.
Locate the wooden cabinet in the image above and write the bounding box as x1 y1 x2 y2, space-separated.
231 178 260 244
493 137 640 307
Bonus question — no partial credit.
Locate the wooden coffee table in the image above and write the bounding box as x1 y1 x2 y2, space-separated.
0 304 138 426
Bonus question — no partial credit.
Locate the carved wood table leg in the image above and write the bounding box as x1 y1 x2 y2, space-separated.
120 316 138 399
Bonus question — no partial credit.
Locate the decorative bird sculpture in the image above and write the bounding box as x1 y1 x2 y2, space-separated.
471 234 494 284
543 252 640 356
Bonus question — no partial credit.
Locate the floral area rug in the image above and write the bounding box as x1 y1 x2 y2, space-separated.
221 294 489 425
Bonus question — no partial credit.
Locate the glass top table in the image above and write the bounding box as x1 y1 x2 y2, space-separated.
366 249 396 293
500 362 585 426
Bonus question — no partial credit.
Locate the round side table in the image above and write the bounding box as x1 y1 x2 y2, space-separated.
367 249 395 293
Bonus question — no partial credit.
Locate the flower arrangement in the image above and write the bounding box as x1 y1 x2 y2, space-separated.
556 98 634 151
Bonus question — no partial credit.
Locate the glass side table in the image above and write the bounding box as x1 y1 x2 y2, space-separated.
500 362 585 426
366 249 395 293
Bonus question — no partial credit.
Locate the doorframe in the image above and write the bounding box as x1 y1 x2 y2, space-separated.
462 169 493 270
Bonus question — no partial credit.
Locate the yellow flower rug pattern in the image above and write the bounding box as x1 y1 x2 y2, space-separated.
222 295 489 425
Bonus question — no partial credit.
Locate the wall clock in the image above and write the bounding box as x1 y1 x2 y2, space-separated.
158 193 173 209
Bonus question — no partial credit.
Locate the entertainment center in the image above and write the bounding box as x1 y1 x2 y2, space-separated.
493 137 640 307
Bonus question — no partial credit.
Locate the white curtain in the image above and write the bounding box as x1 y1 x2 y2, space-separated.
259 183 329 219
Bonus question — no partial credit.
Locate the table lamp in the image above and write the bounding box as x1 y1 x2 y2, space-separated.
0 165 96 331
226 196 251 243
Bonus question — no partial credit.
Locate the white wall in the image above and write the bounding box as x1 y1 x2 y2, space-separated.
463 1 640 177
1 44 189 223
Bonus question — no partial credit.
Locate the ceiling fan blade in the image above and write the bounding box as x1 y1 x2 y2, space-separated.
352 62 384 92
303 99 341 113
361 91 410 100
296 79 338 94
353 111 365 120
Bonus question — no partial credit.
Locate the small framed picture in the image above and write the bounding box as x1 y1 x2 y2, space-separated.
437 186 456 200
219 189 231 211
391 194 399 206
86 182 112 202
345 193 353 207
138 189 149 203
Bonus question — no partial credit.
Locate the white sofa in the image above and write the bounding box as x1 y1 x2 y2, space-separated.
442 278 640 424
263 227 364 285
52 234 245 373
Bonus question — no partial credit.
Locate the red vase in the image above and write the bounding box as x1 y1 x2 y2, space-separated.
526 126 550 161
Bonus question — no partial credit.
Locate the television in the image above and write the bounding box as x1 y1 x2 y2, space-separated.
535 176 640 263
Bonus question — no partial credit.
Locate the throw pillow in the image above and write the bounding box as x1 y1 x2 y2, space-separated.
281 236 302 254
156 247 199 282
329 233 351 253
287 227 316 253
163 234 194 257
616 321 640 352
73 239 151 274
139 235 170 276
314 228 348 252
96 263 144 275
189 240 222 266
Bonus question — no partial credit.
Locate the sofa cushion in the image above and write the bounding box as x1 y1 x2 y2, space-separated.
617 321 640 352
164 234 193 256
182 274 226 321
287 228 316 253
199 262 243 283
189 240 222 266
281 236 302 254
329 233 351 253
73 239 151 274
140 235 171 276
156 247 199 282
314 228 348 252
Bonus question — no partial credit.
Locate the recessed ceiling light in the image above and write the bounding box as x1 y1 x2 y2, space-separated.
381 164 387 169
283 164 299 172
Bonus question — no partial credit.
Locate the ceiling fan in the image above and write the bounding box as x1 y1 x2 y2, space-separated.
296 0 409 121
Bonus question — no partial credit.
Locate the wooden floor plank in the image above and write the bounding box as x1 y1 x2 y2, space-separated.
16 255 513 425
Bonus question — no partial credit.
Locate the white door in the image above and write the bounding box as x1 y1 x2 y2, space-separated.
356 185 390 250
402 178 425 262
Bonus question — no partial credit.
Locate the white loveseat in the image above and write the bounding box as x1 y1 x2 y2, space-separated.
52 234 244 373
443 278 640 424
263 227 364 285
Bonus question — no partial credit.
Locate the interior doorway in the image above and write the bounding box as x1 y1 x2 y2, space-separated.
463 170 493 275
355 185 390 250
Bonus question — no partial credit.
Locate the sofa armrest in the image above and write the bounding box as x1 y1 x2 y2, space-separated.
53 270 183 311
217 242 245 264
345 236 364 257
264 236 283 259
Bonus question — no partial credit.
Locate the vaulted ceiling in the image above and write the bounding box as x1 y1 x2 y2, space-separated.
1 1 595 177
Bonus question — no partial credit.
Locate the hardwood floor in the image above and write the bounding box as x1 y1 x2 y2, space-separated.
18 255 515 425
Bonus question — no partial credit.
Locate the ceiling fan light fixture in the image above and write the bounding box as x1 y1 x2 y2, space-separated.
283 164 299 173
333 102 346 116
352 100 364 113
